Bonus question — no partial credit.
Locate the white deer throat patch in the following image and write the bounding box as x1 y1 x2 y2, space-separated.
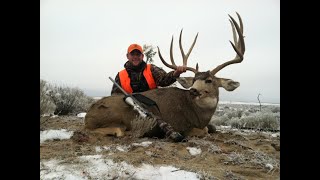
195 97 217 109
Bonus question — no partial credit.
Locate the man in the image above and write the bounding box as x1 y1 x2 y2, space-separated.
111 43 187 95
110 43 187 142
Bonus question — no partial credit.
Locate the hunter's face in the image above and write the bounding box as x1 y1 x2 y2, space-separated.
127 50 144 66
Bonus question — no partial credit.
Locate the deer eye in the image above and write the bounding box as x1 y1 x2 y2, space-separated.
205 79 212 83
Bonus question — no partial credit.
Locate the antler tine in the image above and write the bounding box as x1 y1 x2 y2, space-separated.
229 19 238 50
236 12 243 35
178 29 199 73
158 29 199 74
211 13 245 75
229 19 243 59
228 14 245 58
169 36 177 66
179 29 199 66
186 63 199 73
236 12 245 52
231 12 245 54
186 32 199 63
157 46 177 70
179 29 186 65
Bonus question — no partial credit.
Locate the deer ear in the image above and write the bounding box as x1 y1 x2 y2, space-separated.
177 77 194 89
218 78 240 91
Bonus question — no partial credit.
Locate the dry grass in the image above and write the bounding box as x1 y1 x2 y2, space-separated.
130 116 157 138
223 150 279 173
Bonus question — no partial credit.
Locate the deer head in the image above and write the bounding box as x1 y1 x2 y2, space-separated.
157 12 245 108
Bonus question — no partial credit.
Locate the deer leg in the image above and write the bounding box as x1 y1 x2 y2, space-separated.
154 117 184 142
186 127 209 137
92 127 126 137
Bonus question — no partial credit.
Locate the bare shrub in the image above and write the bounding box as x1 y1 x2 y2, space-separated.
240 112 279 131
239 116 258 129
271 106 280 113
248 107 259 113
249 150 280 173
47 83 95 115
226 109 243 119
73 95 95 113
211 115 242 129
211 115 229 126
243 110 251 116
223 150 279 174
258 113 279 130
40 79 56 115
229 117 242 129
224 152 248 165
212 103 280 131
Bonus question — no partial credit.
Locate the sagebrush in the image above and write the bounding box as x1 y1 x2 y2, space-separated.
40 79 95 116
40 79 56 115
211 103 280 131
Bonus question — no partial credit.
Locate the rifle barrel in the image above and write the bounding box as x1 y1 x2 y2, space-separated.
109 77 129 96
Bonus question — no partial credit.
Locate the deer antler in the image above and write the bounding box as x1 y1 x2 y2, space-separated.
157 29 199 74
210 12 245 75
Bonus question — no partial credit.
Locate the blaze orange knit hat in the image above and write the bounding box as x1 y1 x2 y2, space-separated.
127 44 143 53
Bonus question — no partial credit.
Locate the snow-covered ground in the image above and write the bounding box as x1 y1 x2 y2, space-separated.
40 128 202 179
41 154 200 180
40 121 280 180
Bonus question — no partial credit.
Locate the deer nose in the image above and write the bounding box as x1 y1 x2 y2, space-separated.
190 88 200 96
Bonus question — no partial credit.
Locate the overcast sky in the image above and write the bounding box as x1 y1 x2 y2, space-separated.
40 0 280 103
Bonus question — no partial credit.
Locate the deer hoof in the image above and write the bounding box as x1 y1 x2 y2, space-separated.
207 124 216 133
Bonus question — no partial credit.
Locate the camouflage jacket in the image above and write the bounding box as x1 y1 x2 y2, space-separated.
111 61 178 95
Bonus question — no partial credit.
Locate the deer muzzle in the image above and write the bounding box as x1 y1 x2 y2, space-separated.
190 88 201 96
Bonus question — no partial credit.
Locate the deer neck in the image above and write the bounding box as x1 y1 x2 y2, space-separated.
187 94 218 128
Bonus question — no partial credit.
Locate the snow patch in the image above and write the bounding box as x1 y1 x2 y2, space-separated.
132 141 153 147
187 147 202 156
40 129 73 144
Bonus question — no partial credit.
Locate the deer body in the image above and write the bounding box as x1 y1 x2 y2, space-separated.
84 12 245 138
85 87 217 134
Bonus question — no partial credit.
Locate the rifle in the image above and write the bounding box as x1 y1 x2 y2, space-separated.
109 77 153 118
109 77 185 142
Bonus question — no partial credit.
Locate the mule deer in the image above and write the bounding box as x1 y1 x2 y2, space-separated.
84 12 245 139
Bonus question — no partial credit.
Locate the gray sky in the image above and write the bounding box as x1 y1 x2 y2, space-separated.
40 0 280 103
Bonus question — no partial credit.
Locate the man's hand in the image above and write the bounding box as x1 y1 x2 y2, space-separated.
173 66 187 77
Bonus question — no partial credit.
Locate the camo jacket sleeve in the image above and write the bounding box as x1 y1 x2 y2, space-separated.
150 64 178 87
110 73 123 95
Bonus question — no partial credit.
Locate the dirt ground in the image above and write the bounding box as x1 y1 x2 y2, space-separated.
40 116 280 180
